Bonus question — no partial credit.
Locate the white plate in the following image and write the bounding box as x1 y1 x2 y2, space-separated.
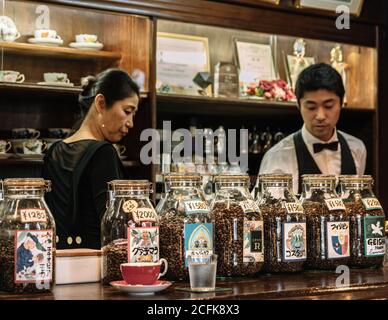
69 42 104 51
110 280 172 295
37 82 74 87
28 37 63 46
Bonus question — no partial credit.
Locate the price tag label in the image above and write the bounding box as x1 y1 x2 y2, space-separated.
362 198 383 210
20 209 47 223
325 198 346 211
184 201 209 214
132 208 157 223
284 202 304 214
240 200 259 213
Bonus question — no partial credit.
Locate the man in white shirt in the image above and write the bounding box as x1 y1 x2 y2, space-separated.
257 63 366 194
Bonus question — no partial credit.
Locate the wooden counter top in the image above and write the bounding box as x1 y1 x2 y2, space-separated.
1 266 388 300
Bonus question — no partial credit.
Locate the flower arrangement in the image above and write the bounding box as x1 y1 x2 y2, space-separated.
244 79 296 102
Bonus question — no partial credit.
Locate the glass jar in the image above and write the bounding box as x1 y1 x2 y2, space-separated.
101 180 158 285
300 174 350 270
157 173 212 281
339 175 385 268
211 174 264 277
0 178 56 293
257 174 306 273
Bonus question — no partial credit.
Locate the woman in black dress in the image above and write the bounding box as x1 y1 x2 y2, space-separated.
42 68 140 249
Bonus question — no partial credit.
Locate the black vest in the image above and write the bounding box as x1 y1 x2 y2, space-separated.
293 130 357 194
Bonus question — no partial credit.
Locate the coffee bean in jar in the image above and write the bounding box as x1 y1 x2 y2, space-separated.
212 174 264 277
339 175 385 268
157 173 213 281
0 178 56 294
300 175 350 270
256 174 306 273
101 180 159 285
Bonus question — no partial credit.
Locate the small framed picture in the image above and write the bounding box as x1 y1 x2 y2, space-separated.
156 32 210 95
296 0 365 17
285 54 316 90
235 40 277 89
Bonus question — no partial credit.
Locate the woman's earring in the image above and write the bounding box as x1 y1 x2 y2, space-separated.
102 123 106 128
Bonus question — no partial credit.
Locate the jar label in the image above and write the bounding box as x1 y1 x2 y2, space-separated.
240 200 260 214
183 200 210 215
325 198 346 211
243 220 264 263
282 222 307 261
122 200 138 213
184 223 213 268
284 203 304 214
362 198 383 211
20 209 47 223
128 226 159 263
326 221 350 259
132 208 157 223
364 216 385 257
14 230 53 283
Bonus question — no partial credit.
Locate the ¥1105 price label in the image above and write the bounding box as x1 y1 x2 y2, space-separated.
20 209 47 223
184 201 209 214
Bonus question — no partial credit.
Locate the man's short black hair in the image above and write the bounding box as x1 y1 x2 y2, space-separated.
295 63 345 107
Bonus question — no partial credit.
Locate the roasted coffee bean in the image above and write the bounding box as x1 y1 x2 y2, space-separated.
212 202 263 277
345 194 385 268
0 238 54 293
260 202 305 273
303 201 350 270
101 240 127 285
159 210 210 281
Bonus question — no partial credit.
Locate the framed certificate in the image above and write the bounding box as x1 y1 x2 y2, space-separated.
235 40 277 89
296 0 364 17
156 32 210 95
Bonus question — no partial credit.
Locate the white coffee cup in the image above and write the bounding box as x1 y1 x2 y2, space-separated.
0 70 25 83
34 29 61 40
75 34 98 43
44 72 69 83
1 31 20 42
22 139 47 155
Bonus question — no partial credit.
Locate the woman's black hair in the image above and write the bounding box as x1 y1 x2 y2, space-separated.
78 68 140 119
295 63 345 107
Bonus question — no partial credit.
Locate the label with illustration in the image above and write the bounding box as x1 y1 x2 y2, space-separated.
362 198 383 211
183 200 210 215
240 200 260 214
184 223 213 268
364 216 385 257
284 202 304 214
326 221 350 259
20 209 47 223
282 222 307 261
15 230 53 283
128 226 159 263
325 198 346 211
243 220 264 263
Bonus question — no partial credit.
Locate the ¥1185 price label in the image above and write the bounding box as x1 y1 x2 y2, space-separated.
325 198 346 211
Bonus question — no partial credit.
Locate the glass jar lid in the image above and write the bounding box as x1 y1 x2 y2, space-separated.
214 174 250 183
108 180 151 192
163 173 202 182
258 173 293 182
3 178 51 192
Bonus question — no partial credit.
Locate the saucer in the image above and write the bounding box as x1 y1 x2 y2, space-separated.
110 280 172 295
37 81 74 87
28 37 63 46
0 153 12 159
13 153 45 160
69 42 104 51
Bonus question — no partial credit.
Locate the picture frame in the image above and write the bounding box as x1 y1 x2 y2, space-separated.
234 39 278 90
156 32 211 96
296 0 365 17
284 53 316 89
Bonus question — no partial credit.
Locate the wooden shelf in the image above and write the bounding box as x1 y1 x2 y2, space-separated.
0 41 122 61
0 157 141 168
0 82 82 95
157 93 376 117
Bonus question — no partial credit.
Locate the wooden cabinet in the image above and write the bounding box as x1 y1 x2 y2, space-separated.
0 0 152 179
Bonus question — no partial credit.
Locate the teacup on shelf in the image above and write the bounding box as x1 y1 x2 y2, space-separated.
43 72 70 84
0 140 12 154
34 29 61 40
10 139 47 155
0 15 21 42
75 33 98 43
0 70 25 83
11 128 40 140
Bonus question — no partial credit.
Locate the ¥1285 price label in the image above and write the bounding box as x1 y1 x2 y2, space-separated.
184 201 209 214
362 198 383 211
20 209 47 223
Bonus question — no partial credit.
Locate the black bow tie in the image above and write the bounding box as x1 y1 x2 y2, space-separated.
313 141 339 153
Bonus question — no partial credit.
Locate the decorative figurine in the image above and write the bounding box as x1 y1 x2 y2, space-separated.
331 44 349 105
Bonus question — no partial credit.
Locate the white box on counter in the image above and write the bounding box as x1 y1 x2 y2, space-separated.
55 248 102 285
